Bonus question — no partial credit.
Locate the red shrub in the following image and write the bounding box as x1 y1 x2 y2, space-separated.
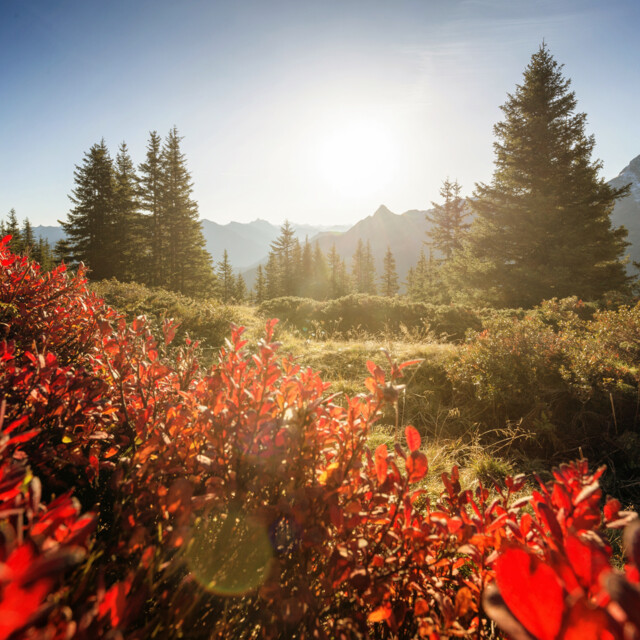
0 235 638 639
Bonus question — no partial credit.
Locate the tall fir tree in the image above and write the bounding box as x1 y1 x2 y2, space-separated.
454 44 630 307
328 244 351 298
311 243 330 300
21 218 35 255
380 246 399 297
61 139 116 280
217 249 235 303
160 127 214 295
269 221 299 297
254 264 267 304
351 239 376 294
426 178 469 261
138 131 165 286
113 142 145 281
5 209 23 253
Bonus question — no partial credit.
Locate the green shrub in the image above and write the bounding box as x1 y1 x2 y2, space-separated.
91 279 257 350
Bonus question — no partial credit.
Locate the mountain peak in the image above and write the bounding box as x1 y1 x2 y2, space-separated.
373 204 393 217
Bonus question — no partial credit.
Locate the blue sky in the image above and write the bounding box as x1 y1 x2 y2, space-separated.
1 0 639 226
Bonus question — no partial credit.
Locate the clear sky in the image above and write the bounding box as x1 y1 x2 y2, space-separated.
1 0 639 227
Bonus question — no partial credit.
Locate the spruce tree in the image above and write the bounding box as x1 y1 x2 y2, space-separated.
21 218 35 255
138 131 165 286
234 274 247 303
217 249 235 303
61 139 116 280
269 221 298 297
328 244 351 298
254 264 267 304
5 209 23 253
456 44 630 307
311 243 330 300
426 179 469 261
113 142 145 281
160 127 214 296
381 246 399 297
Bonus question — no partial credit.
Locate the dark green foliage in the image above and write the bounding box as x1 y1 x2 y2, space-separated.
138 131 165 286
4 209 23 253
456 44 631 307
61 139 116 280
113 142 145 281
160 127 215 296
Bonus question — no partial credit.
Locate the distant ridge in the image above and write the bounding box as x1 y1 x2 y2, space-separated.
609 154 640 271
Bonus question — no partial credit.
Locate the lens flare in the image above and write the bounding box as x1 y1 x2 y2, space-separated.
186 509 273 596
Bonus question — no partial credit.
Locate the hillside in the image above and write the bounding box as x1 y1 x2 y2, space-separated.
609 153 640 270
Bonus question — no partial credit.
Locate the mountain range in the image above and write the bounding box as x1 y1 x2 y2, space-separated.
31 152 640 288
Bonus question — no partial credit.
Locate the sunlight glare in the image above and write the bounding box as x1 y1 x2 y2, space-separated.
315 117 398 199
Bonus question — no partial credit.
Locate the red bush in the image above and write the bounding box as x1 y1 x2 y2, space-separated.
1 235 639 639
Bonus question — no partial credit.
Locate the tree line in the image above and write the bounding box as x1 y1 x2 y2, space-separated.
3 45 633 309
58 128 214 296
0 209 56 271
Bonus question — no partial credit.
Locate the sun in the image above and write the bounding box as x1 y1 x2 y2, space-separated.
314 117 398 198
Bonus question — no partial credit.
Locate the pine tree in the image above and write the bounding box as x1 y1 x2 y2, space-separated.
138 131 165 287
113 142 145 281
254 264 267 304
61 139 116 280
5 209 23 253
300 238 313 297
311 243 330 300
265 253 280 299
351 239 376 294
217 249 235 303
380 247 399 297
426 179 469 261
234 274 247 303
456 44 630 307
160 127 214 295
34 237 54 271
328 244 351 298
269 221 298 297
21 218 35 255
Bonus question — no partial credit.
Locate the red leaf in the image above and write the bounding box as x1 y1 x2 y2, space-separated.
374 444 388 485
603 497 621 523
368 603 392 623
495 547 566 640
406 451 428 483
405 425 421 453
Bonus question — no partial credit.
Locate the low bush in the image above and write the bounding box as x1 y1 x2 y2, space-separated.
2 237 640 639
91 278 258 351
259 294 484 341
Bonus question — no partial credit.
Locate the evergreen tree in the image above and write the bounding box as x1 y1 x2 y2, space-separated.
455 44 630 307
351 239 376 294
138 131 165 286
160 127 214 295
217 249 235 303
5 209 23 253
300 238 313 297
426 179 469 260
311 243 330 300
53 238 73 266
265 253 280 299
254 264 267 304
234 274 247 303
328 244 351 298
113 142 145 281
380 246 399 297
269 221 298 297
21 218 35 255
34 237 54 271
61 139 116 280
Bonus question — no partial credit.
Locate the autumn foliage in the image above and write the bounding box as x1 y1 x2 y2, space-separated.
1 235 640 639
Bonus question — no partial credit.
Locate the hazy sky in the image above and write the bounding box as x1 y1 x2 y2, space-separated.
2 0 639 227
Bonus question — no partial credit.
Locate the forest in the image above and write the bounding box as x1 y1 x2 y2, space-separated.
1 44 640 640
